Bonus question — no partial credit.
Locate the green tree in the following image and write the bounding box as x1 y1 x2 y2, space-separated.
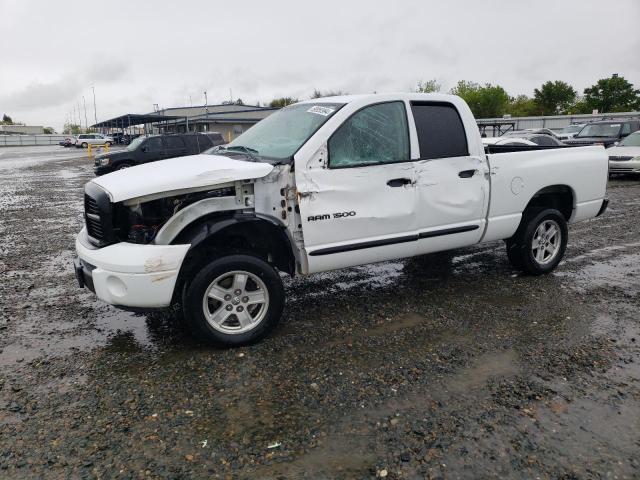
269 97 299 108
63 123 82 135
449 81 510 118
2 114 13 125
43 127 55 134
311 89 347 99
507 95 541 117
533 81 577 115
583 75 640 113
415 79 441 93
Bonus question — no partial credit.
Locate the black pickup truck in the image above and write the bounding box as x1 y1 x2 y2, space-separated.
564 119 640 148
94 133 225 175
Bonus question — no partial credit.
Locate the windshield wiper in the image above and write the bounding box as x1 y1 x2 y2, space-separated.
218 145 260 162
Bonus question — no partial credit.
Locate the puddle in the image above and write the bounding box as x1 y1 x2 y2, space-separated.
557 252 640 294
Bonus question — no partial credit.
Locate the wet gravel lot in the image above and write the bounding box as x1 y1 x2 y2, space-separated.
1 146 639 479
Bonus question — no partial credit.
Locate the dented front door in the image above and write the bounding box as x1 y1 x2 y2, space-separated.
296 101 419 273
297 161 418 273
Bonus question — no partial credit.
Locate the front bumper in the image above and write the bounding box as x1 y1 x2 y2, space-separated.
74 228 190 308
609 160 640 175
93 165 114 175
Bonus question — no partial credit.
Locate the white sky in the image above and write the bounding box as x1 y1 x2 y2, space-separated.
1 0 639 132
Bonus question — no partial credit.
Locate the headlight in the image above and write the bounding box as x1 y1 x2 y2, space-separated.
99 157 110 166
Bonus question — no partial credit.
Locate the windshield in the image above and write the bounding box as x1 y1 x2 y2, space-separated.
220 103 344 161
619 131 640 147
562 125 583 134
577 123 622 138
126 136 146 151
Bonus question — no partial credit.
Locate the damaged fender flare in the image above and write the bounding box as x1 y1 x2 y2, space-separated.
170 213 297 302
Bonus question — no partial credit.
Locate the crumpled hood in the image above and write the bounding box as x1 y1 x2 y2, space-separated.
91 154 274 202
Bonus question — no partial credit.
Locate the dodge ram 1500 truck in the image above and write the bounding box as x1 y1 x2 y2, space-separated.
74 93 609 346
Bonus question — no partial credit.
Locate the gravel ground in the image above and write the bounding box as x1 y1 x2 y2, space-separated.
0 146 639 479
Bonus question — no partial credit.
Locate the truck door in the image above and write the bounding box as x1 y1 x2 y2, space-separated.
296 101 419 273
140 137 166 164
409 101 489 254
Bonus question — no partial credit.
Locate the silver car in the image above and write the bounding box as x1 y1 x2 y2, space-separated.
607 131 640 176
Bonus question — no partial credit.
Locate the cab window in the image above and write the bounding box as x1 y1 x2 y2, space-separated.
328 101 409 168
145 137 163 152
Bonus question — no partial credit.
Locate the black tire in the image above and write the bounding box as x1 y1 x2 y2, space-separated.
506 208 568 275
116 162 133 170
81 142 88 148
105 141 112 147
182 254 284 347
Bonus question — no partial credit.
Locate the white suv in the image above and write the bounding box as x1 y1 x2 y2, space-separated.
75 134 114 148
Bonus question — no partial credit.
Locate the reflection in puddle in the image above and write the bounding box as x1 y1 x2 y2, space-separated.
557 252 640 294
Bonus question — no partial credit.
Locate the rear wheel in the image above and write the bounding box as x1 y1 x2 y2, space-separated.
506 208 567 275
182 254 284 347
81 142 88 148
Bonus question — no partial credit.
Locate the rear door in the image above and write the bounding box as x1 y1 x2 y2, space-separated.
409 101 489 254
296 101 419 273
164 136 188 158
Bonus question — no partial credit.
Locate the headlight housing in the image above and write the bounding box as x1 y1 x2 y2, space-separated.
99 157 110 166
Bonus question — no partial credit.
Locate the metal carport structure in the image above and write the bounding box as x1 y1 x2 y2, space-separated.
91 114 181 135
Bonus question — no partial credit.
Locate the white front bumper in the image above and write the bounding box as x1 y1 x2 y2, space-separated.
609 159 640 174
75 228 190 308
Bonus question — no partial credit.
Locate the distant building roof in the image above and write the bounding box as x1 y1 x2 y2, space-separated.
91 114 181 129
168 107 279 125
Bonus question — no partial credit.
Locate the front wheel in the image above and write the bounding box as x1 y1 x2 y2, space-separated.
81 142 88 148
182 254 285 347
506 208 568 275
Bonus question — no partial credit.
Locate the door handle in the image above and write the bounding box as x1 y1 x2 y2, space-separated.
387 178 412 187
458 169 477 178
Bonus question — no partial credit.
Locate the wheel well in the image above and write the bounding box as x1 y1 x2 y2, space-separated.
171 214 296 303
524 185 574 220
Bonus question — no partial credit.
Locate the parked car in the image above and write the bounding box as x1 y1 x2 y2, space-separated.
607 131 640 176
58 136 76 147
555 124 586 141
564 120 640 147
509 134 565 147
74 93 608 347
93 132 225 174
482 137 537 146
506 128 561 139
75 133 114 148
109 132 126 144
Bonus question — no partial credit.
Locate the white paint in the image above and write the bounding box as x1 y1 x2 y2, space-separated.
75 93 609 310
91 154 273 202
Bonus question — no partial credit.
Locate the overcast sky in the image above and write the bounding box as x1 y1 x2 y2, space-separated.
1 0 639 132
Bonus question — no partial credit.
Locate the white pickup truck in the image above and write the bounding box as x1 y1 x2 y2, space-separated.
74 93 608 346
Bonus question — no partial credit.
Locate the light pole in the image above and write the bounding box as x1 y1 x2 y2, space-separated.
92 87 98 126
82 96 88 131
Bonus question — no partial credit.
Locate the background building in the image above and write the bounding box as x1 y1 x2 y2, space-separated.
0 125 45 134
154 104 278 141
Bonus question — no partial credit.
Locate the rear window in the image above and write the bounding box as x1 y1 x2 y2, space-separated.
410 102 468 159
184 135 212 152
